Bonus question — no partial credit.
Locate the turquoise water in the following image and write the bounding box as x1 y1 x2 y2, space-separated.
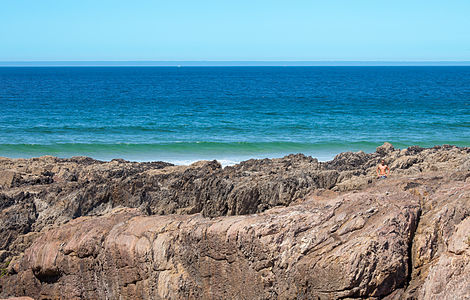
1 67 469 164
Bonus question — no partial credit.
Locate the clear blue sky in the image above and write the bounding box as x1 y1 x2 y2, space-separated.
1 0 469 61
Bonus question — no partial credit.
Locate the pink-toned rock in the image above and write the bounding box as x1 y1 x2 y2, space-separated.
1 180 421 299
403 180 470 299
1 145 470 299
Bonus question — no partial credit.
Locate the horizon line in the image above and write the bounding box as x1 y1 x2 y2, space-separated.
1 60 470 67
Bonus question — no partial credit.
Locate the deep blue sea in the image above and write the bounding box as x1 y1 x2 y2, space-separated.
1 67 469 165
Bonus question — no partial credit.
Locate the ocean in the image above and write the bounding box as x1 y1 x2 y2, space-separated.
0 66 469 165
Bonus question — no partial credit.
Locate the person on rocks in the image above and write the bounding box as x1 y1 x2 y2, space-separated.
376 159 390 179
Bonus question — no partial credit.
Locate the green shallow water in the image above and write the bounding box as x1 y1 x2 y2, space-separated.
0 141 467 165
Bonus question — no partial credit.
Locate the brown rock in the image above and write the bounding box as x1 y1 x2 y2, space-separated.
1 144 470 299
376 142 395 155
403 178 470 299
0 171 16 189
1 182 421 299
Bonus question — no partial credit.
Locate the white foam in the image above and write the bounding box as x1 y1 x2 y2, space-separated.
167 158 241 167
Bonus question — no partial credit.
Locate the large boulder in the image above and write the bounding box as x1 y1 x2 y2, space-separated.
1 180 420 299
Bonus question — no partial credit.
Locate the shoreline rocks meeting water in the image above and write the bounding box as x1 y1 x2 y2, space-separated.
0 143 469 299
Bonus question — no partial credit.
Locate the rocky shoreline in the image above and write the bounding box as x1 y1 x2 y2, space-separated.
0 143 469 299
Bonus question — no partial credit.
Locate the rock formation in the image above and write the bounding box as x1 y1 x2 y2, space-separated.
0 143 469 299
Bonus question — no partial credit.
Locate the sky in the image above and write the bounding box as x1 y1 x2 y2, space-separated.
1 0 470 62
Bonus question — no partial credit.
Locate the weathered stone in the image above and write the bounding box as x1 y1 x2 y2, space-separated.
1 182 421 299
0 171 16 189
0 144 470 299
376 142 395 155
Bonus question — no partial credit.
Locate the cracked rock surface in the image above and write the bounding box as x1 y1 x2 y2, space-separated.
0 143 469 299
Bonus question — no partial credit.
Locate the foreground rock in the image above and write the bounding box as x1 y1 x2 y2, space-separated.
403 177 470 299
3 180 422 299
0 143 469 299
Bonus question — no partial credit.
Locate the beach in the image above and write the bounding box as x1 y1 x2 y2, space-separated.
2 0 470 297
1 67 469 164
